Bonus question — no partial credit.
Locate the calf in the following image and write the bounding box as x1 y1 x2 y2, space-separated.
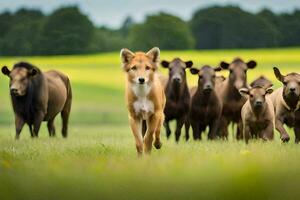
270 67 300 143
2 62 72 139
250 75 273 89
188 65 222 140
121 47 166 155
216 58 257 139
240 86 274 144
161 58 193 142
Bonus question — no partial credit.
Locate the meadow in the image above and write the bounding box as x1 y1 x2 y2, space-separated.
0 48 300 199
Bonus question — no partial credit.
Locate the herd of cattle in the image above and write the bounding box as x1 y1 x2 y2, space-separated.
0 47 299 155
121 47 300 155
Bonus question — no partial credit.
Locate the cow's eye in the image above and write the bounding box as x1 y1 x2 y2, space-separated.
229 69 233 73
283 81 288 85
250 94 254 98
212 75 216 78
145 66 151 71
131 66 137 71
199 75 202 79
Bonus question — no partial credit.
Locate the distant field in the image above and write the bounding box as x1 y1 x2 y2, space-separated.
0 48 300 199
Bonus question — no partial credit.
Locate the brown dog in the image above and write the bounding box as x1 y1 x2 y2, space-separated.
240 86 274 143
270 67 300 143
121 47 166 155
2 62 72 139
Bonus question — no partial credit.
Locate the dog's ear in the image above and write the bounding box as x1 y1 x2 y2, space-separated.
1 66 10 76
266 88 274 95
214 67 222 72
146 47 160 63
190 68 199 75
161 60 169 68
273 67 284 82
185 61 193 68
247 60 257 69
239 88 249 98
120 48 135 65
220 61 229 70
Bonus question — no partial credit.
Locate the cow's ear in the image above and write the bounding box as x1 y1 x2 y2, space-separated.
220 62 229 70
273 67 284 82
266 88 274 95
190 68 199 75
247 60 257 69
28 68 38 76
239 88 249 97
161 60 169 68
185 61 193 68
1 66 10 76
120 48 135 65
146 47 160 63
214 67 222 72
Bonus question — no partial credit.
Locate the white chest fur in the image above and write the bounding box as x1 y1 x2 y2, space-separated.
131 84 154 119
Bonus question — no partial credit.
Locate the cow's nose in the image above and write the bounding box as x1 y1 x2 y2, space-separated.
255 101 263 106
204 84 213 91
173 77 181 82
138 78 145 84
10 88 18 94
290 87 296 92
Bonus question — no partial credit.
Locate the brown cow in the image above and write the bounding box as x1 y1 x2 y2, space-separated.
217 58 257 139
161 58 193 142
2 62 72 139
250 75 273 89
240 86 274 144
188 65 222 140
270 67 300 143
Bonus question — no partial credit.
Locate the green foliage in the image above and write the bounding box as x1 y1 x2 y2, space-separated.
129 13 195 50
190 6 278 49
40 7 94 55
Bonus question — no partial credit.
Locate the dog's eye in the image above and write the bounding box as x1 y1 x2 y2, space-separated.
145 66 151 71
131 66 137 71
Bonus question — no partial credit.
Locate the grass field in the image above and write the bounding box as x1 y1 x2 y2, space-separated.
0 48 300 199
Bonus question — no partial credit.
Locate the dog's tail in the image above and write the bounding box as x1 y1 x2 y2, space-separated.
142 120 147 137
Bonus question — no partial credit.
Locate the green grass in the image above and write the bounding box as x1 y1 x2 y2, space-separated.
0 48 300 199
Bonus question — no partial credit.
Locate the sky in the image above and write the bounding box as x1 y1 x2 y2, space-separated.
0 0 300 28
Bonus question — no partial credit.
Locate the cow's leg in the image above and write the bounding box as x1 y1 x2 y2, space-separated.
262 122 274 141
47 118 56 137
61 100 71 138
184 119 190 141
208 117 220 140
32 112 44 137
294 126 300 144
15 116 25 140
144 113 160 154
236 120 243 140
244 124 251 144
175 117 185 143
191 120 199 140
154 114 163 149
275 118 290 142
28 125 34 138
164 119 171 139
129 116 143 156
219 117 229 140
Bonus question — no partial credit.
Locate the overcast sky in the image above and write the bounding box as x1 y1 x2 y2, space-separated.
1 0 300 28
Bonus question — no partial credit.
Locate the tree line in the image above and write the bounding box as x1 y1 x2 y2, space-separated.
0 5 299 56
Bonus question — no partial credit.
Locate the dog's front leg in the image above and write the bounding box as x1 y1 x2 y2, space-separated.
144 113 160 154
129 116 143 156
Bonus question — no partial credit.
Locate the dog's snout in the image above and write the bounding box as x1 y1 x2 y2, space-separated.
138 77 145 84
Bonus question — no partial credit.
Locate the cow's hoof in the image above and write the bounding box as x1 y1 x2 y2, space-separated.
154 141 162 149
281 135 290 143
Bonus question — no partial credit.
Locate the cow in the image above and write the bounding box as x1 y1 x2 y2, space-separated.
1 62 72 139
161 58 193 142
216 58 257 139
270 67 300 143
240 86 274 143
250 75 273 89
188 65 222 140
120 47 166 155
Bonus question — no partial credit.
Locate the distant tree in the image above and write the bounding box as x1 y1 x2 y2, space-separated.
277 10 300 46
119 16 134 37
128 12 194 50
40 6 94 55
0 9 44 56
191 6 278 49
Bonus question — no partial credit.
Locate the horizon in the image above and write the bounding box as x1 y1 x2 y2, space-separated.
1 0 300 28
